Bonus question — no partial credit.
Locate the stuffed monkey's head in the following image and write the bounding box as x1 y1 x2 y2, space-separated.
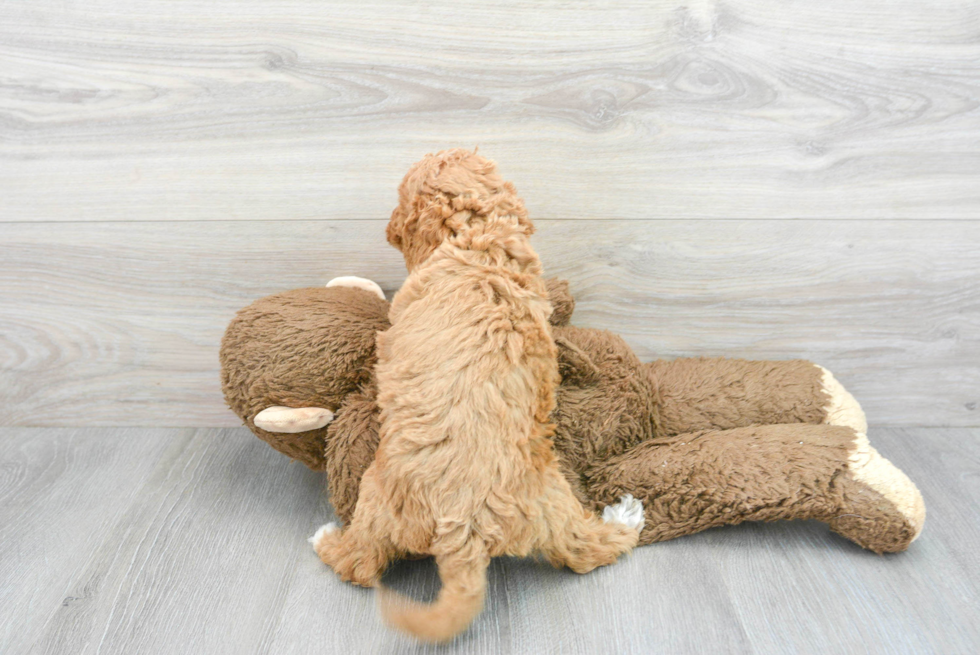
386 148 533 271
219 285 390 470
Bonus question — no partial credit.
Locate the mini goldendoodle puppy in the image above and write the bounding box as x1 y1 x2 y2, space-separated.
311 149 643 642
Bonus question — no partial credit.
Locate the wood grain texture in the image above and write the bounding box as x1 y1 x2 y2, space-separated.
2 0 979 221
2 219 977 427
0 429 180 653
1 427 978 654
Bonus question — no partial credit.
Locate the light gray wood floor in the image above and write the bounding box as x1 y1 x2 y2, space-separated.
2 427 977 654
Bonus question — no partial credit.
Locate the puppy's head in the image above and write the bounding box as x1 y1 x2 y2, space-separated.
387 149 531 270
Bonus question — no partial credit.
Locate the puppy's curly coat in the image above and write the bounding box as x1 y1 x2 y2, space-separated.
313 149 641 642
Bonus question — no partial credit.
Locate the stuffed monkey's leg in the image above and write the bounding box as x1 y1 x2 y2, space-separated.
587 423 924 553
644 358 855 436
819 369 926 551
311 463 397 587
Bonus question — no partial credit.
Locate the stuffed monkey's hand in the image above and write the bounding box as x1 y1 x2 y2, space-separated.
254 406 335 433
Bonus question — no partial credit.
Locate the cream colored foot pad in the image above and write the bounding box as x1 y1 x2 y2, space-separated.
253 406 334 433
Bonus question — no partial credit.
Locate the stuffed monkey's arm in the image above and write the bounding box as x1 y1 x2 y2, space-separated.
545 278 575 326
644 357 864 437
323 388 382 526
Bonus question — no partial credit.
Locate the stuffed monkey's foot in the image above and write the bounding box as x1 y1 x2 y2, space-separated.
819 367 925 551
602 494 645 532
326 276 386 301
830 469 923 554
818 366 868 435
254 406 334 433
830 432 926 553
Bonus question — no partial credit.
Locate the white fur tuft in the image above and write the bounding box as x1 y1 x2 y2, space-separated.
602 494 645 532
309 522 339 547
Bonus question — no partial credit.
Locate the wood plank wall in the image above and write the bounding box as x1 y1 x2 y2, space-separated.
2 1 978 427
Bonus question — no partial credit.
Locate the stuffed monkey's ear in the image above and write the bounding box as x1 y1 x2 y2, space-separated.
555 336 601 385
545 278 576 326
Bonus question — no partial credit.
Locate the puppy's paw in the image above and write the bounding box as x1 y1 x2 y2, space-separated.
326 276 386 301
309 522 339 548
602 494 645 532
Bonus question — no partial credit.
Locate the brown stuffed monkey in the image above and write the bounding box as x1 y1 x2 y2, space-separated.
220 152 925 555
221 278 924 554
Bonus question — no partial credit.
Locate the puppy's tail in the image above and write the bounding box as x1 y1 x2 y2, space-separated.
379 535 489 643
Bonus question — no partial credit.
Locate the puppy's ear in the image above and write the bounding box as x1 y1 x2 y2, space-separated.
388 191 455 269
386 207 405 250
412 191 455 245
500 181 534 236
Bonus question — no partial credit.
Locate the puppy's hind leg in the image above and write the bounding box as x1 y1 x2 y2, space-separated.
311 464 396 587
536 468 641 574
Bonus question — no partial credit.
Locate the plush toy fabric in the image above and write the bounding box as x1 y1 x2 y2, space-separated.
221 282 925 555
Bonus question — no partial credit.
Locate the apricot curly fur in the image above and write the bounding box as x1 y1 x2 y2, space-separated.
315 150 638 642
